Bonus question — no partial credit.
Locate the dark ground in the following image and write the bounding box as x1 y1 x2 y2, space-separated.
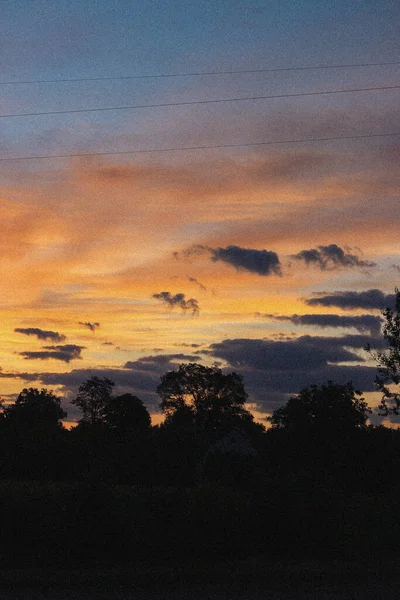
2 557 400 600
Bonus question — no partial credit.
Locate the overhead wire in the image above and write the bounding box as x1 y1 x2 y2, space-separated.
1 60 400 86
2 61 398 163
1 131 399 162
1 84 399 119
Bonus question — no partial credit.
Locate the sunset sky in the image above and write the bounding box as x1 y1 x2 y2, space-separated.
1 1 399 424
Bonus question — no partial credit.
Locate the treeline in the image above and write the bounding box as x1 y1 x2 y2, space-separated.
0 366 389 489
1 370 400 567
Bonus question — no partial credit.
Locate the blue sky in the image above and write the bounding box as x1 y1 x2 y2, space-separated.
3 1 399 78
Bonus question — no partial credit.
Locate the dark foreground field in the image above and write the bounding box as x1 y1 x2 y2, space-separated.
2 557 400 600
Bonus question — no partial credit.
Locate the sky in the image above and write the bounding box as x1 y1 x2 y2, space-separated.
1 0 399 425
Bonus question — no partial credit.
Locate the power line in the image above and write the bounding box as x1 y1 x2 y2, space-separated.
1 84 399 119
2 61 400 86
1 131 398 163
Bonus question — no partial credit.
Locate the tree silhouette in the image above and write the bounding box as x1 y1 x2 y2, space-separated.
157 362 257 440
72 376 114 426
3 387 66 430
268 381 370 431
0 388 67 480
368 288 400 415
104 393 151 435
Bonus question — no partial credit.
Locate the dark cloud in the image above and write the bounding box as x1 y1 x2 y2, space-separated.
79 321 100 332
14 327 66 342
291 244 376 270
206 336 379 412
210 245 281 276
152 291 199 315
242 364 376 413
0 332 384 418
306 289 396 310
295 334 385 351
19 344 85 363
175 244 281 276
0 370 39 381
36 367 164 420
35 353 203 413
263 313 383 336
207 337 363 371
124 353 200 372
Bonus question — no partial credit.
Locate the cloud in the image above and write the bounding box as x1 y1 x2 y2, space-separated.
0 370 39 381
306 289 396 310
18 344 85 363
263 313 383 336
14 327 66 342
174 245 208 260
186 275 207 291
175 343 202 348
205 336 378 411
176 244 281 276
30 353 203 413
210 245 282 276
79 321 100 332
124 353 200 372
152 291 199 315
207 337 364 371
291 244 376 270
0 333 384 417
295 333 385 351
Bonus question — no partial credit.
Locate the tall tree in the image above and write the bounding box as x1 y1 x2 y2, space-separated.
157 362 255 439
72 376 114 426
368 288 400 415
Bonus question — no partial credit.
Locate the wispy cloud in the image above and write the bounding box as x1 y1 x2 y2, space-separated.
14 327 66 342
262 313 383 336
186 275 207 291
152 291 200 315
18 344 85 363
291 244 375 270
306 289 396 310
79 321 100 332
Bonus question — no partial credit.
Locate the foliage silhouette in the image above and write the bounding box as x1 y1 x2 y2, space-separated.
70 383 153 484
0 388 67 480
268 381 371 431
104 393 151 435
157 362 257 439
367 288 400 415
156 362 264 487
2 387 66 430
72 376 114 426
